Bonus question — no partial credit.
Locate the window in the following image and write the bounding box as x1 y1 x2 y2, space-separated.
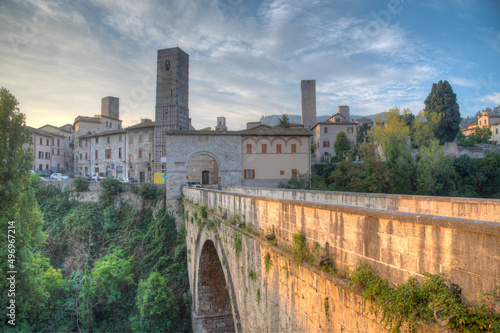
292 169 298 179
323 141 330 147
39 138 42 144
119 135 122 142
138 149 143 159
335 118 340 123
57 139 60 147
291 144 297 153
324 127 328 133
106 121 108 128
45 152 50 159
105 149 111 159
85 152 88 160
246 144 252 153
276 144 282 153
119 147 122 158
80 153 82 160
347 127 354 134
95 138 98 144
497 128 499 134
75 155 78 163
38 151 43 159
148 131 153 141
128 154 132 162
46 139 49 146
39 164 42 171
107 137 110 144
243 169 255 179
280 170 285 176
95 150 98 160
110 122 112 129
261 144 267 153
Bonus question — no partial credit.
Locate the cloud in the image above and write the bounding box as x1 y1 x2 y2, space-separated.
1 0 495 131
481 92 500 105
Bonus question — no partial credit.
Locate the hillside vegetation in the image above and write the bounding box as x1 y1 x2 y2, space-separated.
2 177 191 332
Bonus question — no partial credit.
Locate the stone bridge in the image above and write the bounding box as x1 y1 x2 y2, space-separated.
182 187 500 332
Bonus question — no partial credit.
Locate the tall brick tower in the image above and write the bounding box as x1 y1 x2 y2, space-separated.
301 80 316 130
153 47 189 181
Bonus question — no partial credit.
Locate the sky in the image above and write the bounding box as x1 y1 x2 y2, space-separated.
1 0 499 130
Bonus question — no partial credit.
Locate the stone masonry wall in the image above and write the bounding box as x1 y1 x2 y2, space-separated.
185 200 390 333
224 187 500 223
184 187 500 305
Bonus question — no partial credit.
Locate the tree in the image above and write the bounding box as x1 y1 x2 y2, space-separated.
277 114 291 128
414 139 455 195
132 271 179 332
334 131 351 159
356 122 371 146
424 80 461 144
0 87 33 222
369 107 414 193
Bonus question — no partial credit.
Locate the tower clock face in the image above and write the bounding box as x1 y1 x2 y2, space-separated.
165 59 170 71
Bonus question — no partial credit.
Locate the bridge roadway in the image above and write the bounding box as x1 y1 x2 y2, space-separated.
182 187 500 332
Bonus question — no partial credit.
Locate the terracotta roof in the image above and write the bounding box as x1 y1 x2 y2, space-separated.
78 129 126 139
311 121 357 130
28 126 65 138
165 125 312 137
39 124 72 133
126 121 155 130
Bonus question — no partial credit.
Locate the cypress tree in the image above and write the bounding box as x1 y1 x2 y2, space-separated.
423 80 461 144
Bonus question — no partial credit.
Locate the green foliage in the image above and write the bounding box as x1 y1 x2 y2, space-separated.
370 107 414 194
334 131 351 159
248 269 257 282
414 139 455 195
356 122 371 146
132 271 179 332
349 263 500 332
132 182 162 200
31 185 192 332
277 114 291 128
460 126 494 146
324 297 330 321
73 175 89 192
0 87 32 223
234 232 242 260
278 172 311 189
99 176 123 206
264 252 273 274
256 288 261 305
291 233 309 264
424 80 461 144
81 250 135 331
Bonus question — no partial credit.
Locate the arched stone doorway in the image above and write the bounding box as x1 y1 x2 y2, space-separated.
195 240 235 332
187 153 219 186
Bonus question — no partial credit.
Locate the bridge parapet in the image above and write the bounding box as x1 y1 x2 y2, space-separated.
184 187 500 303
224 187 500 223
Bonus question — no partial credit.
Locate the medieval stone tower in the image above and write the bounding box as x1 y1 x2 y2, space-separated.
153 47 189 180
301 80 316 130
101 96 119 120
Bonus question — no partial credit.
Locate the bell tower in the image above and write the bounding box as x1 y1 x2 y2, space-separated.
154 47 189 181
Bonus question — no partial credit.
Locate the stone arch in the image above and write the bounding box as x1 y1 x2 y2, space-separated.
187 152 219 186
192 228 241 332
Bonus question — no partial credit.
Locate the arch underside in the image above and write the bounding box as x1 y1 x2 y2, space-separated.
194 239 237 333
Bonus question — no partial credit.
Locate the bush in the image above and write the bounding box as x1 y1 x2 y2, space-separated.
73 175 89 192
132 272 179 332
138 183 160 200
99 177 123 206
